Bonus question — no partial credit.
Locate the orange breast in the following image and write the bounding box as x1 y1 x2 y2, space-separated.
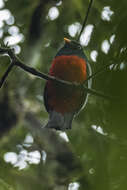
47 55 87 113
50 55 87 82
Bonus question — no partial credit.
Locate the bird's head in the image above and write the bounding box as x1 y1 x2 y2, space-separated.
55 38 87 60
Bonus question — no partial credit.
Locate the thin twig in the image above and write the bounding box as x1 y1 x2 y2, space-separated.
83 85 117 100
84 62 116 84
77 0 93 41
0 63 14 88
0 47 79 88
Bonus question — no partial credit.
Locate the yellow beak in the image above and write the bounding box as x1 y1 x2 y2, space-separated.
64 38 71 43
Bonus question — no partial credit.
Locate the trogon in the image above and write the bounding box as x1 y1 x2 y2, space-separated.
44 38 92 130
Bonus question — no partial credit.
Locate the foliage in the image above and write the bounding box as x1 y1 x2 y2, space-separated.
0 0 127 189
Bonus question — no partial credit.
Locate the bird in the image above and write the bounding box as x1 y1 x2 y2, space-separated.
44 38 92 130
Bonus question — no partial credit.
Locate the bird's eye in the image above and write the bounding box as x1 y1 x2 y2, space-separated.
78 45 82 49
70 41 82 50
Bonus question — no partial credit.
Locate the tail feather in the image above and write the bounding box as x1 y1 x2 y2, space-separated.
45 110 74 130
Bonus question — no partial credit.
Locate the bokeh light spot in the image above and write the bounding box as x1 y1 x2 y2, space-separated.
101 39 110 54
80 24 94 46
101 6 114 21
68 22 81 37
90 50 98 62
68 182 80 190
47 7 59 20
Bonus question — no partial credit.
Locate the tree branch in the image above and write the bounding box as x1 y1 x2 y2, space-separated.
0 47 116 100
0 47 75 87
15 60 75 86
0 63 14 88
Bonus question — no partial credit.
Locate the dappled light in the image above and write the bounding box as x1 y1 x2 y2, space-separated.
90 50 98 62
110 34 115 44
0 0 4 9
91 125 108 136
0 0 127 189
101 39 110 54
68 182 80 190
4 152 18 165
101 6 114 21
68 22 81 37
58 131 69 142
80 24 94 46
4 33 24 46
4 133 47 170
47 6 59 21
0 6 23 55
0 9 11 21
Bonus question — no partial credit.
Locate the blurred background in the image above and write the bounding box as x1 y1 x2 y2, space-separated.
0 0 127 189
